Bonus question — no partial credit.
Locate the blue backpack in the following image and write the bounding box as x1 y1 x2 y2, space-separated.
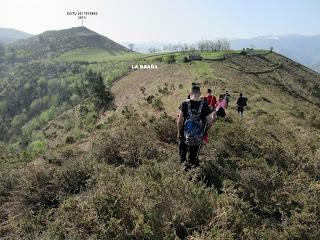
184 100 204 146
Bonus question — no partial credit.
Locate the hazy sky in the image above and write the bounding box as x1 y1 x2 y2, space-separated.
1 0 319 43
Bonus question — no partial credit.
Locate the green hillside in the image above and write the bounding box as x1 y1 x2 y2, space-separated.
5 26 130 61
0 35 320 239
0 27 32 44
57 47 141 62
0 27 135 145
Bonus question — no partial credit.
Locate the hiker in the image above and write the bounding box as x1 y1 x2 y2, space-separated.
203 89 217 143
237 93 247 119
177 86 214 170
215 94 227 118
225 90 231 109
204 88 217 111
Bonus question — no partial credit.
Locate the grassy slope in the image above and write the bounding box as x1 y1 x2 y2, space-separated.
40 50 320 162
57 49 247 63
57 47 142 62
1 50 320 239
2 49 319 179
112 52 319 126
45 50 318 169
7 26 130 60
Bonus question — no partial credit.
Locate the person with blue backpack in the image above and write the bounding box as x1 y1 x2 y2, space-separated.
177 86 214 170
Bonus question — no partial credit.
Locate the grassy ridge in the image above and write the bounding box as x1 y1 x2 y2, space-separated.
57 47 142 62
57 49 250 63
1 50 320 239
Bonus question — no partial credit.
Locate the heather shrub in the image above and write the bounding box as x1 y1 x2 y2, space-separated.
151 113 177 144
44 160 217 239
93 117 164 167
164 54 176 64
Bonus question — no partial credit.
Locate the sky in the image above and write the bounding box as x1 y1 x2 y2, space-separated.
1 0 320 43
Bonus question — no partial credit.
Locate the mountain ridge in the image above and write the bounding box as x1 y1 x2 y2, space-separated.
122 34 320 72
6 26 130 61
0 47 320 238
0 27 32 44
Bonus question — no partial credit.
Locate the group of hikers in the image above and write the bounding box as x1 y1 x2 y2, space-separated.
177 85 247 170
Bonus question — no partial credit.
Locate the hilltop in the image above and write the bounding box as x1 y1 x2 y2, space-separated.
6 26 130 61
0 48 320 239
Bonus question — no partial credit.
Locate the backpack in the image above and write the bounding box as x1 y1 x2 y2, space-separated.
242 97 247 106
238 97 247 107
184 100 204 146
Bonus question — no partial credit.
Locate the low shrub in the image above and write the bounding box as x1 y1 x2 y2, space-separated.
151 98 164 111
152 113 177 144
145 95 155 104
154 56 163 62
44 161 217 239
182 56 190 63
58 158 95 194
165 54 176 64
27 139 47 155
93 119 164 167
65 135 75 144
14 165 61 213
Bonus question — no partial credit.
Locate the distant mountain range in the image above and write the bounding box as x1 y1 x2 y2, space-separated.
0 27 32 44
123 35 320 72
1 27 320 71
122 42 166 53
231 35 320 72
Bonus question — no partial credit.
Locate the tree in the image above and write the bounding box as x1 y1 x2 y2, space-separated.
219 39 231 51
30 96 49 115
208 41 217 52
148 47 156 53
183 43 189 52
0 100 8 115
85 70 113 108
162 45 168 52
11 112 28 128
165 54 176 64
189 44 196 51
128 43 134 51
197 40 206 52
8 47 16 64
0 44 5 62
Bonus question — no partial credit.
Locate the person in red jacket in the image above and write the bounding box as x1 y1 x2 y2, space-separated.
204 89 217 111
202 89 217 143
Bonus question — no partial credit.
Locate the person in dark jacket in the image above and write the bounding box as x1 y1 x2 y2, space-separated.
225 90 231 108
177 86 214 170
237 93 247 119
